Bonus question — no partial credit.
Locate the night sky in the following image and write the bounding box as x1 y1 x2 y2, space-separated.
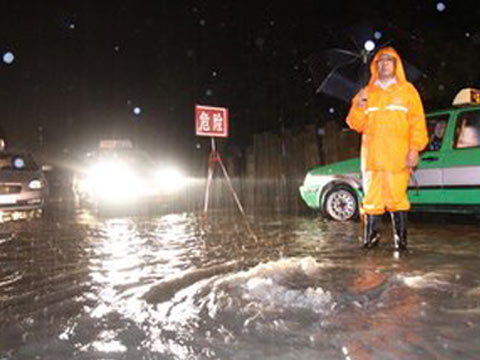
1 1 480 161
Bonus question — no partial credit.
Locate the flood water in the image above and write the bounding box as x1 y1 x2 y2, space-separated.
1 206 480 359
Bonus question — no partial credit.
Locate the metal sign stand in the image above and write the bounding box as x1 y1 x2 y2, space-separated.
203 137 257 242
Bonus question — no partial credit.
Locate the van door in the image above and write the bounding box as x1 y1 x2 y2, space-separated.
408 113 450 205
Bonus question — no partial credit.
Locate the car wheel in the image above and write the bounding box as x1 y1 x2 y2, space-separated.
322 185 359 221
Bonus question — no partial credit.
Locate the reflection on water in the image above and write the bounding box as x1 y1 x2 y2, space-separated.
1 209 480 359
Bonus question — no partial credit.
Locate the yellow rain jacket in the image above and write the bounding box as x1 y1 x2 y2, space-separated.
346 47 428 214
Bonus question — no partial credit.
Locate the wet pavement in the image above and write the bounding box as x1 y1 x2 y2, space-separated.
1 204 480 359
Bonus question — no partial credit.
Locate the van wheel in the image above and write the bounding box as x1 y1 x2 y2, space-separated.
322 185 359 221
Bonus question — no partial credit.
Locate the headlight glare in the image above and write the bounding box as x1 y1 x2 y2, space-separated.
156 167 187 192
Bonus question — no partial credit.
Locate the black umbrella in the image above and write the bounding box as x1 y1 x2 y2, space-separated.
310 46 424 103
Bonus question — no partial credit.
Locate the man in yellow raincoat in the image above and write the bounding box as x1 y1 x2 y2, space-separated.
346 47 428 251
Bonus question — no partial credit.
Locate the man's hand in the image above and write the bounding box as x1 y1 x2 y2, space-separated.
356 88 368 109
406 149 419 168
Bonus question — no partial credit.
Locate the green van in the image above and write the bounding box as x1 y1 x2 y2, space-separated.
299 88 480 221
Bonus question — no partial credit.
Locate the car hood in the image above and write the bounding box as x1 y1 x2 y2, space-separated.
309 158 361 176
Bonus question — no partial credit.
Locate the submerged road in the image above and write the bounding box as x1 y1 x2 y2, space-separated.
1 204 480 359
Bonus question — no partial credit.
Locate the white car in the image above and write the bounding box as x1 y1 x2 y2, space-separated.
73 149 187 213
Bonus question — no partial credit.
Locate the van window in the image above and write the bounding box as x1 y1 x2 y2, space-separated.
426 115 449 151
455 110 480 149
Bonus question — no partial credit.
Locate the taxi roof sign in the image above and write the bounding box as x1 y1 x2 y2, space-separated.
99 139 133 149
452 88 480 106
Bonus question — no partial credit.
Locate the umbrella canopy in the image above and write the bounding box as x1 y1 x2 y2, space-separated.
310 47 423 102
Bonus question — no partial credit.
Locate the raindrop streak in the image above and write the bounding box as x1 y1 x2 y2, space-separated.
3 51 14 64
364 40 375 52
436 2 446 12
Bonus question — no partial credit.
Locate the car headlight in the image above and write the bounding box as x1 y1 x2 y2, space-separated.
156 167 187 193
303 173 331 188
303 173 320 187
28 179 43 190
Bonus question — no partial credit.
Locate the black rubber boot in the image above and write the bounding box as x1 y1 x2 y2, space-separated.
363 214 382 248
390 211 408 251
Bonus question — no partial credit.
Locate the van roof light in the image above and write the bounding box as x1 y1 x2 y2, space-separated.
452 88 480 106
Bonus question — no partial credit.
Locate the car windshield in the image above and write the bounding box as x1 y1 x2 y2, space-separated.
0 153 39 171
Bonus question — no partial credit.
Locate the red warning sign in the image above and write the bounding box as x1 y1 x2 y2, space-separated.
195 105 229 138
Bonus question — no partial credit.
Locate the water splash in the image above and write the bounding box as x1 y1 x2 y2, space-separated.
399 272 450 289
